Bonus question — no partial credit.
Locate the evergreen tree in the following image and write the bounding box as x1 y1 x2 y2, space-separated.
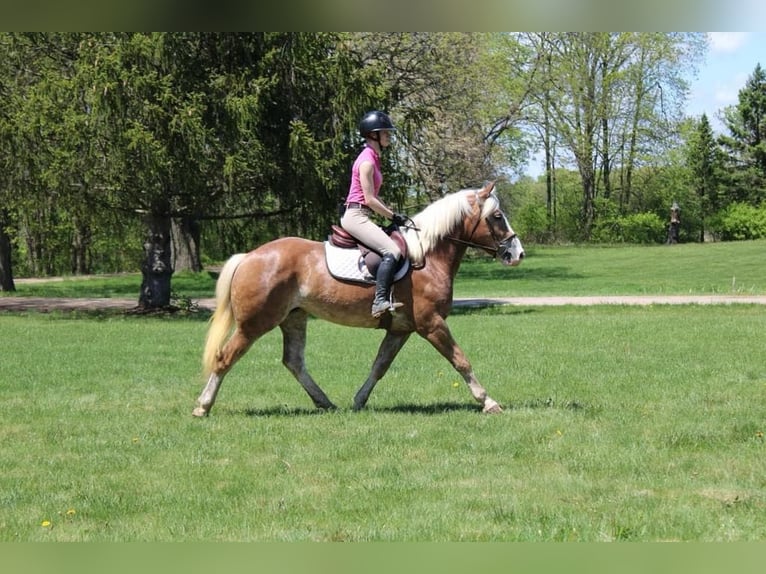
687 113 724 240
719 63 766 205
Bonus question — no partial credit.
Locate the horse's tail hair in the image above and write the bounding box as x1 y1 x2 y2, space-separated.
202 253 247 377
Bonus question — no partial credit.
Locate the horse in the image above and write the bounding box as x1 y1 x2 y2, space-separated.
193 181 524 417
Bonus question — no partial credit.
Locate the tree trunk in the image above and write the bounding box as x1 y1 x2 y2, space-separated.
71 221 91 275
139 213 173 308
582 184 596 238
579 162 597 239
171 216 202 272
0 211 16 292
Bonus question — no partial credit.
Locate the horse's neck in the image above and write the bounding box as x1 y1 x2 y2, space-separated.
426 239 468 284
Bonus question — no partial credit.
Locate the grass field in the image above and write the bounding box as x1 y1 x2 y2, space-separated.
1 241 765 541
456 239 766 297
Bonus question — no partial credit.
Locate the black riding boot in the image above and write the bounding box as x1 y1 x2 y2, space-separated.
371 253 403 318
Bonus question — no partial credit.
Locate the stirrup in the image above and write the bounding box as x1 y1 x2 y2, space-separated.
371 296 403 318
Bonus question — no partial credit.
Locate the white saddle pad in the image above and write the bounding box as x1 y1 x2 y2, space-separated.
324 242 410 284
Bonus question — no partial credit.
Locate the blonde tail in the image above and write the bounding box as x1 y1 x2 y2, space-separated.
202 253 247 377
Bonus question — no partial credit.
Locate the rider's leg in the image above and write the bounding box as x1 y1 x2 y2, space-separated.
371 252 403 317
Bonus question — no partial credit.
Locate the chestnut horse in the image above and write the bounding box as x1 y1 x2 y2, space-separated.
193 181 524 417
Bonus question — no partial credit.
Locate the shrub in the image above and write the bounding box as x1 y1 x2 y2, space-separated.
513 203 551 243
592 212 666 244
710 202 766 241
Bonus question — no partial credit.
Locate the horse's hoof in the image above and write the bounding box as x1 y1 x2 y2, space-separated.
482 400 503 414
192 407 209 417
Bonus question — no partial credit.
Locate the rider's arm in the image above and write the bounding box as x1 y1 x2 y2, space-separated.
359 160 395 219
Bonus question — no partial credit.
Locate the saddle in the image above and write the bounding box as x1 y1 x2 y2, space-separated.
324 225 410 284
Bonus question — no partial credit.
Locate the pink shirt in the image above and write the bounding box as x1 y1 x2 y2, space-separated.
346 146 382 205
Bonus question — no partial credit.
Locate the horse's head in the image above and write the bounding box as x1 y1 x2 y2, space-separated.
470 181 525 266
403 181 525 268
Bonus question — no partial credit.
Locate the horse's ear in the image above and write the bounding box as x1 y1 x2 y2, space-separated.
478 180 495 199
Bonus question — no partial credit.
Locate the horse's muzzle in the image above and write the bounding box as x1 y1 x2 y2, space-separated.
499 235 524 266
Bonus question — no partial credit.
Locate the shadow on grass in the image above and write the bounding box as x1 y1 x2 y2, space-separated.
450 304 540 316
240 398 591 418
242 405 332 417
240 402 479 417
457 264 585 283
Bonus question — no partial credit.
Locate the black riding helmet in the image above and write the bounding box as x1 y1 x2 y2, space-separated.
359 110 396 140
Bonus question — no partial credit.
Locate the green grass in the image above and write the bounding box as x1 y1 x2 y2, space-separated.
454 239 766 297
2 270 217 299
4 239 765 300
2 241 765 541
1 305 765 541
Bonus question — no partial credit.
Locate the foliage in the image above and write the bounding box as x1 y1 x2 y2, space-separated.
512 202 551 244
719 63 766 206
1 33 519 289
591 211 666 244
3 32 766 291
508 33 706 239
709 202 766 241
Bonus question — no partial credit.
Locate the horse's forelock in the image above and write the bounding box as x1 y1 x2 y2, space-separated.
480 190 501 219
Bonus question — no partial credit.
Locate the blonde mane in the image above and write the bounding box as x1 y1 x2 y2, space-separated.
403 188 500 266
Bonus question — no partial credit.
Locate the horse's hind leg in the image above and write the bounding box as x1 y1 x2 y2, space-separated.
353 331 411 411
193 328 255 417
280 309 337 410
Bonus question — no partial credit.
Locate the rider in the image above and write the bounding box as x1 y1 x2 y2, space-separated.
341 110 408 318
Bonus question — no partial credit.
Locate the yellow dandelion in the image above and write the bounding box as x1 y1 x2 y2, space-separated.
41 520 52 528
66 508 76 516
452 381 460 388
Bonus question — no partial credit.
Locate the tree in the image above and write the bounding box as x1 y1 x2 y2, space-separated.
719 63 766 205
350 33 528 205
687 113 725 240
87 33 285 308
0 35 16 291
508 33 705 240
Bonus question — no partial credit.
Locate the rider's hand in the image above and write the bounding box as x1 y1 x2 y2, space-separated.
391 212 408 227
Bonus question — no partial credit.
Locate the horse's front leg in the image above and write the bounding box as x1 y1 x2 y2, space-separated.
353 331 411 411
420 318 502 413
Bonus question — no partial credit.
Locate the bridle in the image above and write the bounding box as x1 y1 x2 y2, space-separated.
447 205 517 258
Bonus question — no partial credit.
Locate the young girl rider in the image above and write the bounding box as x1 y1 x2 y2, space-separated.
340 110 408 318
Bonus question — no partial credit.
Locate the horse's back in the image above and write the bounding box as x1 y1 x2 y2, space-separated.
234 237 323 285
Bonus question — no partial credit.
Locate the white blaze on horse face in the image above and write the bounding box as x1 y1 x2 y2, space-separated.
508 235 524 266
501 209 525 266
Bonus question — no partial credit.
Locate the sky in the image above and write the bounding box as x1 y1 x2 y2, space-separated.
686 32 766 133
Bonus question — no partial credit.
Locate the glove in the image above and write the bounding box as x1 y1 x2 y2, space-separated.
391 212 408 227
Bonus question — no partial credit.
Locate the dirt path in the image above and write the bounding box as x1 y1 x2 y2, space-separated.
2 294 766 313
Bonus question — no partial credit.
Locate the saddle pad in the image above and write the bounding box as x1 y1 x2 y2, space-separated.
324 242 410 285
